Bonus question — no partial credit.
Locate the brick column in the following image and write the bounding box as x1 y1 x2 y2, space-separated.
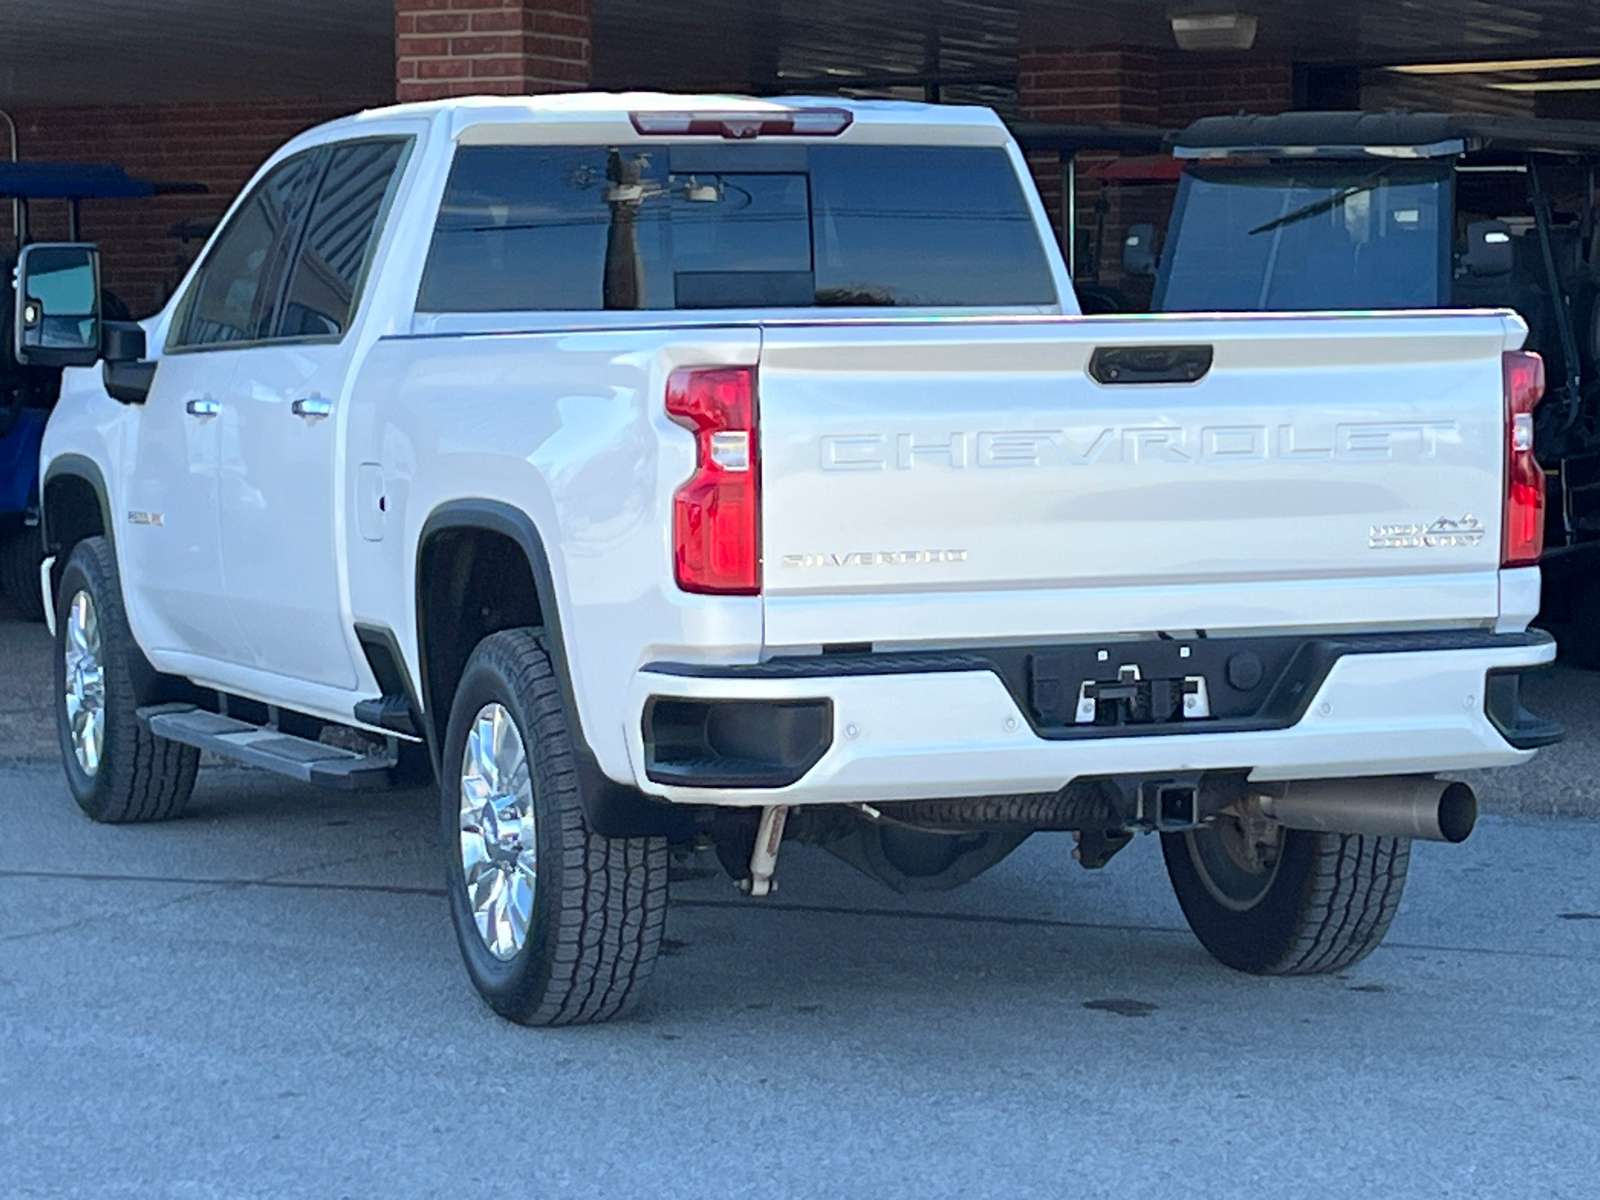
396 0 592 102
1157 55 1293 126
1016 46 1159 267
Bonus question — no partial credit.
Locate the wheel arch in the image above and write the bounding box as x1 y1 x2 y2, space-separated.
414 500 693 840
41 454 114 599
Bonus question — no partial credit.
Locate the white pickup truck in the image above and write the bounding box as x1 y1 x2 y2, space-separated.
17 94 1561 1026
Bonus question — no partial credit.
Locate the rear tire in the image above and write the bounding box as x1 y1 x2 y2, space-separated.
1162 812 1410 975
442 629 668 1025
55 537 199 823
0 529 46 622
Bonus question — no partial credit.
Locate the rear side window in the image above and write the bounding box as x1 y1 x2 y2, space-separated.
278 139 410 338
417 144 1057 312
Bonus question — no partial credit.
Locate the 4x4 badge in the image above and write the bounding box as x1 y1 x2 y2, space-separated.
1369 515 1485 549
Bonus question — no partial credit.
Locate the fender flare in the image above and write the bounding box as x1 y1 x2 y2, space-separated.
416 499 694 840
40 452 116 570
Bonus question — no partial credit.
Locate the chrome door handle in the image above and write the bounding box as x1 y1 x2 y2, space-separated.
185 397 219 418
292 396 332 420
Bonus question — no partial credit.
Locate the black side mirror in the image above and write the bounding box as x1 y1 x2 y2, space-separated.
1462 220 1514 278
100 322 155 405
13 242 102 368
101 320 146 363
1122 222 1157 278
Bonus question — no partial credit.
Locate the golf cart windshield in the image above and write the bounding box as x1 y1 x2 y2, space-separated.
1154 163 1450 311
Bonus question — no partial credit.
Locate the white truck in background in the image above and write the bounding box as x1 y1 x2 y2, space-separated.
14 93 1560 1026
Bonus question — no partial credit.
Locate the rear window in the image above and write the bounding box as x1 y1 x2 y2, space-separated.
416 143 1057 312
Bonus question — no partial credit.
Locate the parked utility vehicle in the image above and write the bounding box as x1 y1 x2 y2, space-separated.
20 95 1561 1025
1122 112 1600 655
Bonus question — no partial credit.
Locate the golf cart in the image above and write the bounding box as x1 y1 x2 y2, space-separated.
1 161 204 619
1133 112 1600 657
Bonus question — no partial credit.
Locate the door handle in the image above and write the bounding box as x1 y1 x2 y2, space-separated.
1088 345 1214 385
291 396 332 420
185 397 219 418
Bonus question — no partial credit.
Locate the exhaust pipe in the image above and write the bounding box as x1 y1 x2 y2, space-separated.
1258 777 1477 844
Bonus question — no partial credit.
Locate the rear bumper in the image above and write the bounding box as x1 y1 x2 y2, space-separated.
623 631 1557 806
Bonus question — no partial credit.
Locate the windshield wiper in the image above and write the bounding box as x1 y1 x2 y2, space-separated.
1247 171 1387 237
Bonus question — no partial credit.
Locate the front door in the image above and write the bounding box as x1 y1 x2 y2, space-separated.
216 138 410 690
120 148 322 663
119 350 236 659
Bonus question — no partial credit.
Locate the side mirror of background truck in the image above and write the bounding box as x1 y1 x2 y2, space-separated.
1122 222 1158 278
1462 220 1515 278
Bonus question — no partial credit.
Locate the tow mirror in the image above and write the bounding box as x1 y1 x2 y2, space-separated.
1463 220 1514 278
13 242 102 368
1122 222 1157 277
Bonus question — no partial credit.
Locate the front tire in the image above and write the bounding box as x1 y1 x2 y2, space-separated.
442 629 668 1025
55 537 199 823
1162 810 1410 975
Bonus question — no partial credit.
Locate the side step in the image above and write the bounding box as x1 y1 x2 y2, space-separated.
138 704 397 790
353 693 417 736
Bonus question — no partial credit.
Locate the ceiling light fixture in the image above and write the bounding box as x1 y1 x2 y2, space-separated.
1169 10 1258 52
1387 56 1600 75
1490 78 1600 92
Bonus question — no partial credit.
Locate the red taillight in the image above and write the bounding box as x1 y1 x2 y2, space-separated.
629 109 853 139
666 366 759 594
1502 350 1547 567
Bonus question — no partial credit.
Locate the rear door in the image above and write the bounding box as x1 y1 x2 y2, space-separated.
756 314 1512 648
218 137 411 690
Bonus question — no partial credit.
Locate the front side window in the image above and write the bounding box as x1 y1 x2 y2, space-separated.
417 143 1058 312
170 151 320 349
278 139 411 338
1154 163 1449 312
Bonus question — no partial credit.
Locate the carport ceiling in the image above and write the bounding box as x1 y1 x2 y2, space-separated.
3 0 1600 106
0 0 394 105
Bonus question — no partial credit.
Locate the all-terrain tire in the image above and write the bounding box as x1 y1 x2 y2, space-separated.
0 528 46 622
1162 822 1410 975
442 628 668 1026
55 537 199 822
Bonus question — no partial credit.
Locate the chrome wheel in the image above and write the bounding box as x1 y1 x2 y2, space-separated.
458 702 536 961
63 589 106 777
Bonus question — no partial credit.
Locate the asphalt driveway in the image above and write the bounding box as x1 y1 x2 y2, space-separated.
2 611 1599 1196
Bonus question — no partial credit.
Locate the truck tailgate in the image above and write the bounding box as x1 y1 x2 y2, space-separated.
756 312 1520 648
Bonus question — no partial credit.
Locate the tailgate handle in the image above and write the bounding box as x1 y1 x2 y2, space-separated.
1089 345 1213 385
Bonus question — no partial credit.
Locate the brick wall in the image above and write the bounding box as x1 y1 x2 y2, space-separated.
9 99 382 317
1157 56 1293 126
396 0 592 102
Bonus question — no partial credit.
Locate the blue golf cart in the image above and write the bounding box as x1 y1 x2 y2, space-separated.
0 161 204 619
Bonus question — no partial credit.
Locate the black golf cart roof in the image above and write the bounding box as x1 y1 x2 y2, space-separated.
1172 111 1600 161
0 161 206 200
1009 121 1168 155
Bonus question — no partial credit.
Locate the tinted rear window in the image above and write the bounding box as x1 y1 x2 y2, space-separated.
417 144 1057 312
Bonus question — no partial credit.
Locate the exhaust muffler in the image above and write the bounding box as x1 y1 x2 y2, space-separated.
1257 777 1477 844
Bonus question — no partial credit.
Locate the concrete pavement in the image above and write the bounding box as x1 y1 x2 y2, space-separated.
2 758 1599 1198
